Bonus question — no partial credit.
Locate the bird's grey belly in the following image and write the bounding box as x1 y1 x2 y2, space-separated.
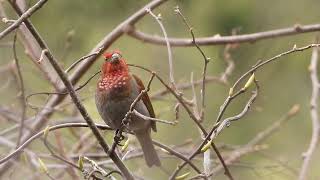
98 97 150 131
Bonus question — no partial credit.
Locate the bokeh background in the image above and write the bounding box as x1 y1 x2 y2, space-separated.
1 0 320 179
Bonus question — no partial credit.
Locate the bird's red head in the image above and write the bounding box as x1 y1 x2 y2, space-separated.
98 50 130 91
102 50 129 76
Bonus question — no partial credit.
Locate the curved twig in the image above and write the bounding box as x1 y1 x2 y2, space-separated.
147 9 175 87
0 123 111 165
12 33 27 147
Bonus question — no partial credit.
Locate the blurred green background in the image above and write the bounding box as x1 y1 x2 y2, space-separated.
1 0 320 179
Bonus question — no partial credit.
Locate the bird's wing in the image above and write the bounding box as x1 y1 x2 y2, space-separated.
132 74 157 132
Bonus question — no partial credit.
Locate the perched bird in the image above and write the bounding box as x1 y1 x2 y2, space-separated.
95 50 161 167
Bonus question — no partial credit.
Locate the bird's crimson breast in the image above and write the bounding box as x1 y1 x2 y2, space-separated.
97 74 131 100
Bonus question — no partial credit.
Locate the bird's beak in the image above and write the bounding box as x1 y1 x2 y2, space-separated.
110 53 121 64
110 57 119 64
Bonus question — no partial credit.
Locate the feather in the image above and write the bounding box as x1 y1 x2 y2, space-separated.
132 74 157 132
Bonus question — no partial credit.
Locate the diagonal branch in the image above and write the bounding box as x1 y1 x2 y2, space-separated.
0 0 48 40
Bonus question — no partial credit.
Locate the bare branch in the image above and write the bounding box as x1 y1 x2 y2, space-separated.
147 9 175 87
128 23 320 46
213 89 258 140
174 6 210 121
299 46 320 180
132 110 177 125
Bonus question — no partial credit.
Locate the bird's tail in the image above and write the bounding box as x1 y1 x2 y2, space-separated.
135 130 161 167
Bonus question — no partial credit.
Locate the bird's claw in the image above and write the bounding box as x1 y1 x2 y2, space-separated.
114 129 126 146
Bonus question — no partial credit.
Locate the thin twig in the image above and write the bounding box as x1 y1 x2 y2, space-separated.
299 46 320 180
175 6 210 121
147 9 175 88
25 70 101 109
64 51 100 73
0 123 111 165
12 32 27 147
133 110 177 125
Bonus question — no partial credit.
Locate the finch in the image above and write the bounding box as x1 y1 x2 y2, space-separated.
95 50 161 167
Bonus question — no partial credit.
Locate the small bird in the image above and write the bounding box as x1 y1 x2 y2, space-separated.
95 50 161 167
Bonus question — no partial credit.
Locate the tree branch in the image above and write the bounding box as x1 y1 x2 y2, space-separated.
0 0 48 40
299 46 320 180
128 23 320 46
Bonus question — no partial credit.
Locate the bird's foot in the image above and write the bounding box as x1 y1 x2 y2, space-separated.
114 129 125 146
